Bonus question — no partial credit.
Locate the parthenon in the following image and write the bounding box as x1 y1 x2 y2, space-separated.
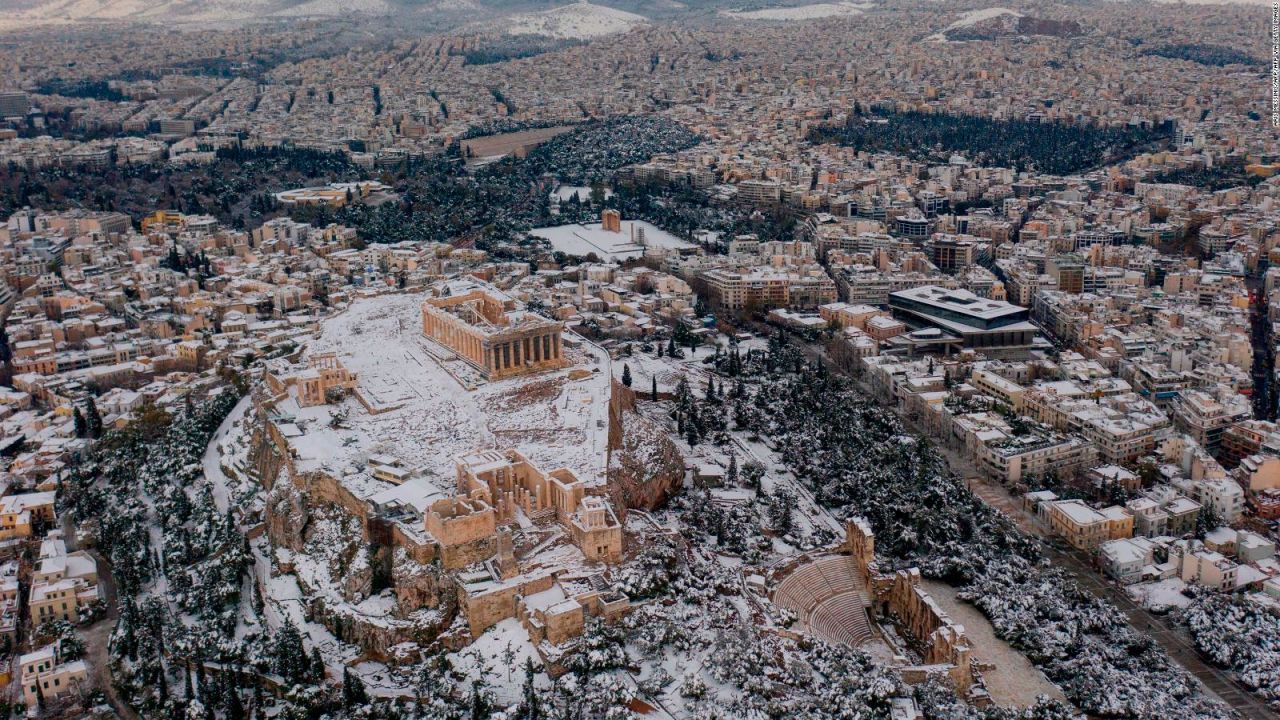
421 280 568 380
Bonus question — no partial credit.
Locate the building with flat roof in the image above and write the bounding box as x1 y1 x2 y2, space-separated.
1172 389 1251 454
1046 499 1133 551
1100 536 1157 583
19 643 87 708
0 91 29 119
700 265 837 311
888 286 1038 353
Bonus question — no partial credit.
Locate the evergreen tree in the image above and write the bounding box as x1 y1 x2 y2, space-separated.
1195 505 1222 539
273 620 309 685
342 667 369 707
226 680 246 720
769 487 797 535
519 657 540 720
310 646 325 681
73 408 87 438
674 376 691 406
742 461 764 494
621 363 632 388
85 397 103 439
685 419 699 447
469 679 490 720
166 242 184 272
651 376 658 402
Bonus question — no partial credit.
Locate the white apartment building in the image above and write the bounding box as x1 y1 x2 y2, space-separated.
976 434 1097 487
1100 536 1157 584
1172 389 1251 453
1192 478 1245 525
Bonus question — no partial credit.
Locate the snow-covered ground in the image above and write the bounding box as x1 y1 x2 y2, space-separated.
203 394 254 514
722 2 871 20
270 0 405 17
499 1 647 39
943 6 1020 26
552 184 614 204
1126 578 1194 611
616 333 769 394
529 218 697 262
926 7 1021 41
283 293 613 501
450 618 550 704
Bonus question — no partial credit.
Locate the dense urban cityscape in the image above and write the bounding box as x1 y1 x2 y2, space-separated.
0 0 1275 718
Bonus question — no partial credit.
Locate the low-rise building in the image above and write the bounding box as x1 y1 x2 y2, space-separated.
18 643 87 708
1045 499 1133 551
1100 536 1157 584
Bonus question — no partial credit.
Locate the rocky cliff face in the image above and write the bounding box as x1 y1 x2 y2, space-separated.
393 549 455 615
247 420 287 493
302 507 372 604
609 409 685 512
248 400 456 663
288 510 455 663
265 475 310 553
303 589 454 664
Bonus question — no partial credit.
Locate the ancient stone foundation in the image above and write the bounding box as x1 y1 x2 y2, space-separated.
845 518 981 698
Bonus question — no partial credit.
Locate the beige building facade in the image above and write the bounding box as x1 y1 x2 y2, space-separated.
422 283 567 380
455 449 622 563
19 644 86 708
